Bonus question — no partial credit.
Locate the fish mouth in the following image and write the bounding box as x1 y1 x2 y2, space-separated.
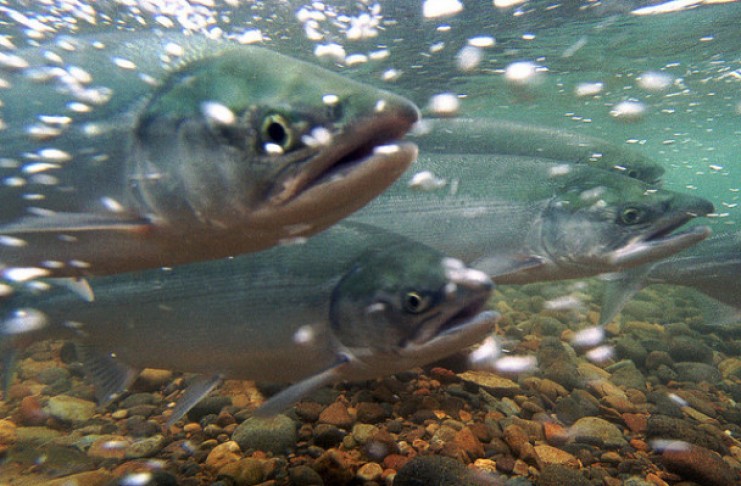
609 215 713 268
401 308 500 358
437 295 494 337
269 105 420 205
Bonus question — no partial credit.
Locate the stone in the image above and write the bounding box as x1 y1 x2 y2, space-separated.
615 337 648 364
218 457 265 486
534 444 580 468
356 462 383 482
205 440 242 469
646 415 728 455
232 414 297 455
554 389 600 425
537 464 591 486
125 434 165 458
394 455 481 486
569 417 627 448
355 402 388 424
674 362 722 384
661 442 737 486
0 419 18 445
45 469 114 486
14 426 63 445
318 401 354 429
88 435 133 460
458 370 520 397
289 465 324 485
544 422 570 446
46 395 96 423
669 337 714 364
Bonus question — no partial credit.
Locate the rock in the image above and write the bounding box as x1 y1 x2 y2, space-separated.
674 362 722 384
669 337 714 364
718 357 741 380
125 434 165 458
607 361 646 390
394 455 481 486
537 464 591 486
218 457 265 486
351 423 378 445
646 415 728 455
0 419 18 446
186 396 232 424
544 422 570 446
205 440 242 470
318 401 354 429
232 414 297 454
355 402 388 424
554 389 600 425
295 401 324 422
46 395 96 423
534 444 580 468
313 449 354 485
120 393 157 408
45 469 114 486
569 417 627 448
622 413 648 434
615 337 648 364
458 370 520 397
623 300 662 321
133 369 174 392
356 461 383 482
18 395 48 426
289 465 324 485
543 362 581 391
313 423 345 448
15 426 63 446
645 351 674 370
88 435 133 460
661 442 737 486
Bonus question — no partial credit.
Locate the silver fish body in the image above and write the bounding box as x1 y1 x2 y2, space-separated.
410 118 665 184
2 222 496 417
0 32 419 277
352 153 713 284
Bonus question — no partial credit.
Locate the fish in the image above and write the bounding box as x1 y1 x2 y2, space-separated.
410 118 665 184
351 153 713 284
0 222 498 423
599 229 741 326
0 32 420 277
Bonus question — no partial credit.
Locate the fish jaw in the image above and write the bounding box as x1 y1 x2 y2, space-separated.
608 224 712 268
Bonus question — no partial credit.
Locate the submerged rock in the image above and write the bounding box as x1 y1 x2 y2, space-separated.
231 414 297 455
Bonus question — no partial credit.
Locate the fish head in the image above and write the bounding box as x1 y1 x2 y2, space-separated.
129 46 419 235
329 243 498 376
540 177 714 275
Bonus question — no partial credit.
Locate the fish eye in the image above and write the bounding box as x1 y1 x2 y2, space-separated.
627 169 639 179
403 291 430 314
620 207 643 224
260 113 294 151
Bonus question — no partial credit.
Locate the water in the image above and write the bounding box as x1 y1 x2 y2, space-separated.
1 1 740 484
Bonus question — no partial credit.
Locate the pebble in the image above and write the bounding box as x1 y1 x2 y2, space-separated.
458 370 521 396
661 442 737 486
674 362 722 384
669 337 714 363
125 434 165 458
356 461 383 482
394 455 481 486
0 419 18 446
231 414 297 454
217 457 265 486
646 415 728 455
554 389 600 425
45 395 96 423
289 465 324 485
318 401 354 429
205 440 242 469
534 444 580 468
537 464 591 486
45 470 114 486
569 417 627 448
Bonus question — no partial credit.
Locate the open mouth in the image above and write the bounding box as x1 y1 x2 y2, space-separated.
269 106 419 205
437 295 492 337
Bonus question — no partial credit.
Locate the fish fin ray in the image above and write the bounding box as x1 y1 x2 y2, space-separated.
166 374 223 427
472 255 545 279
48 278 95 302
77 344 138 405
0 212 152 235
598 266 652 326
253 354 351 417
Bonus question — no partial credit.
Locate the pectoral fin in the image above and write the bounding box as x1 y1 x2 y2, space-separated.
598 267 652 326
0 212 152 235
77 344 139 405
49 278 95 302
252 354 351 417
472 255 545 279
166 374 223 427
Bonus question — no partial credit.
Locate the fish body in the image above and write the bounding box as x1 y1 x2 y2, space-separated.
0 32 419 277
411 118 665 184
352 153 712 284
2 222 497 419
599 230 741 326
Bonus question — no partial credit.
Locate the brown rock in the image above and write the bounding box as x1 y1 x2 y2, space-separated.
383 453 410 471
46 469 114 486
318 401 354 429
18 396 47 426
544 422 569 446
662 441 737 486
205 440 242 470
88 435 132 460
534 444 580 468
0 419 18 446
602 395 637 413
453 426 485 461
458 370 520 397
356 462 383 482
622 413 648 434
218 457 264 486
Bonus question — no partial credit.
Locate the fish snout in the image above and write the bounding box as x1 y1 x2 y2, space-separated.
442 257 494 295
